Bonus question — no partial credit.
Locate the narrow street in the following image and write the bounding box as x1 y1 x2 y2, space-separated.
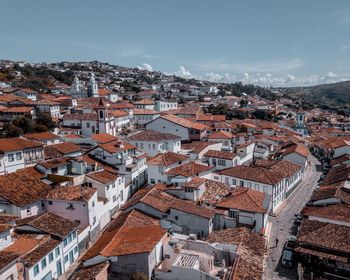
263 156 321 280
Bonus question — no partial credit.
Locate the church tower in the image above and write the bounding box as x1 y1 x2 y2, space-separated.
95 98 109 134
70 76 83 98
87 72 99 97
294 109 307 136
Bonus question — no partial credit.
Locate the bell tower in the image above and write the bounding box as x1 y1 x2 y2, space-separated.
87 72 99 97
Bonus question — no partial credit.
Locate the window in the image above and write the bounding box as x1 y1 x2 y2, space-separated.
41 258 47 269
52 167 58 174
120 190 123 201
232 179 236 185
74 246 78 254
152 144 156 150
158 166 163 173
64 255 69 264
33 264 39 276
150 179 155 184
113 195 117 202
86 122 90 128
92 201 95 207
64 239 68 247
68 234 72 243
48 252 54 263
247 182 252 188
99 111 104 119
48 201 53 205
55 247 60 257
229 210 239 219
218 159 226 166
16 152 22 160
67 203 74 210
225 177 229 185
8 154 14 162
72 231 76 239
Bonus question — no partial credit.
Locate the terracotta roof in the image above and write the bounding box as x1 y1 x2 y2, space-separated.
0 224 11 234
82 210 166 260
0 138 43 153
329 139 350 149
0 214 18 224
87 170 118 184
203 150 236 160
297 219 350 253
123 184 215 219
16 212 79 238
46 186 97 202
0 251 19 271
160 114 207 131
38 157 70 169
219 160 301 185
208 131 233 139
216 187 269 213
133 98 155 105
69 262 109 280
128 130 181 142
96 141 136 154
330 154 350 166
110 110 129 118
166 161 214 177
199 180 231 205
282 143 310 158
20 237 60 268
133 108 160 115
182 141 219 154
302 203 350 223
196 114 226 122
147 152 188 166
98 88 110 96
90 133 118 144
206 228 265 280
0 106 33 113
0 169 50 207
63 113 98 121
322 164 350 185
3 234 42 255
24 132 60 141
182 177 206 189
44 142 81 159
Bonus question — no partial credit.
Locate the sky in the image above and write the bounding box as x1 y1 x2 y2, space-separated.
1 0 350 87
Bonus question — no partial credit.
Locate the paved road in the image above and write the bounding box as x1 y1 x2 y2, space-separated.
263 156 321 280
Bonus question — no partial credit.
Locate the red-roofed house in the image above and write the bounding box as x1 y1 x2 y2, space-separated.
146 114 208 141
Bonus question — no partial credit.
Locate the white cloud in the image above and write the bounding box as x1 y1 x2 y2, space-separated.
198 58 304 73
136 63 154 71
175 66 193 78
327 71 337 78
142 63 153 71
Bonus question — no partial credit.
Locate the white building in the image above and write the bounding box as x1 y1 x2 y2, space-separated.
146 114 207 141
128 130 182 156
0 138 44 174
147 152 190 184
155 99 178 112
218 160 303 212
133 109 160 127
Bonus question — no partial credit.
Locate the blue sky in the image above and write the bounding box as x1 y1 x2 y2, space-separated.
1 0 350 86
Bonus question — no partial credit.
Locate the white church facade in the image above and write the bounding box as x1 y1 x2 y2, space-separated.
70 73 100 98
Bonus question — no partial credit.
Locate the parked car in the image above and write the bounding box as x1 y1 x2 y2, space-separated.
281 250 294 268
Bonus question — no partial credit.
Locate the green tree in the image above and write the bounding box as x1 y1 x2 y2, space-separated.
13 116 35 134
2 124 23 137
36 113 56 130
